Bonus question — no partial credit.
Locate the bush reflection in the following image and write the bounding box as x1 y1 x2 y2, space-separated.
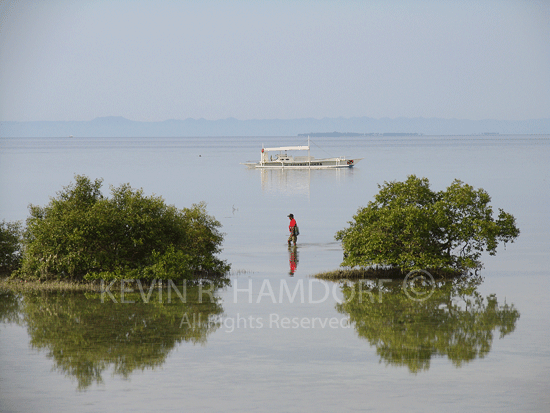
336 276 520 373
13 285 224 390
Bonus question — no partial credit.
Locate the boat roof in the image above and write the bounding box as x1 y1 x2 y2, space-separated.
263 145 309 151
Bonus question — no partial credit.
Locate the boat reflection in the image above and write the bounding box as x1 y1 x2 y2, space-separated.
258 168 355 196
336 276 520 373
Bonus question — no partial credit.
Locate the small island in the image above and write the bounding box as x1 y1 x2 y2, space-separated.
298 131 422 137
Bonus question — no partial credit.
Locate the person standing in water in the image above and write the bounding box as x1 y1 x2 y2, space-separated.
288 213 298 246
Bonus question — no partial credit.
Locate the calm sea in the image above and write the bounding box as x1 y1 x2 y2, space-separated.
1 135 549 412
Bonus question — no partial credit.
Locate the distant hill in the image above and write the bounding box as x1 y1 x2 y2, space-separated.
1 116 548 137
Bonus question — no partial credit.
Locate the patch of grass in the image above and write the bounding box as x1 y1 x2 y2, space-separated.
0 275 230 293
0 278 102 293
312 267 464 281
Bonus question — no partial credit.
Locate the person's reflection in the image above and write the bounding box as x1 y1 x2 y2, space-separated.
288 245 299 276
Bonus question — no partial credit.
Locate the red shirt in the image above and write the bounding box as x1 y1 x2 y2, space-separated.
289 218 296 232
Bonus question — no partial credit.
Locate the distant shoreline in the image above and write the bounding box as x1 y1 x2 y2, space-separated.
1 134 548 140
1 117 548 137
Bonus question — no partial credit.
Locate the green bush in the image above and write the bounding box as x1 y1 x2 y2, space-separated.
16 175 230 281
0 220 22 276
336 175 520 273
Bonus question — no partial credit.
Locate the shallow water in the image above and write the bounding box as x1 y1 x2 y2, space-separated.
1 135 549 412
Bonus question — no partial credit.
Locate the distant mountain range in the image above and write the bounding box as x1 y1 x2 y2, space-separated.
1 116 548 137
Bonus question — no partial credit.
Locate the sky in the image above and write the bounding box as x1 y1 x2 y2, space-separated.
0 0 548 122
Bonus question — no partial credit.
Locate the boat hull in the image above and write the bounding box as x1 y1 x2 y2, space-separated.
243 158 363 169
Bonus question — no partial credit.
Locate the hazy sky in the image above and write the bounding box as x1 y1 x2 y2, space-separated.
0 0 548 122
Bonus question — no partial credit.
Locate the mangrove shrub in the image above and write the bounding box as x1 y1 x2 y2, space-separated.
0 220 22 276
336 175 519 272
17 175 230 281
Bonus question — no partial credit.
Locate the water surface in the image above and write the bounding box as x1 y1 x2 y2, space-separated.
1 135 549 412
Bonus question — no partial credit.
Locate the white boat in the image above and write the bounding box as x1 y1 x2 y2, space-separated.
242 137 362 169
